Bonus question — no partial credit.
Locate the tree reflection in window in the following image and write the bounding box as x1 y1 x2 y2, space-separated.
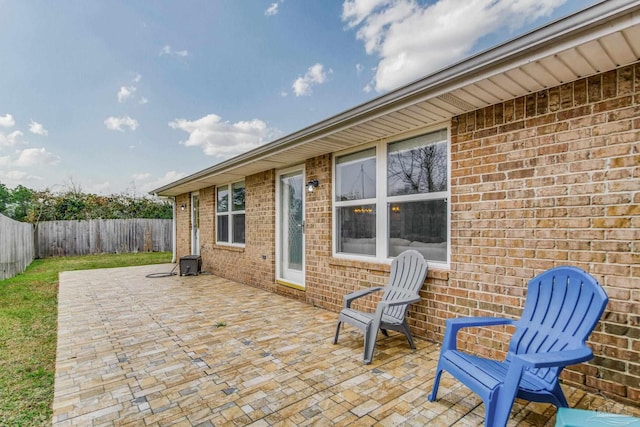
387 130 447 196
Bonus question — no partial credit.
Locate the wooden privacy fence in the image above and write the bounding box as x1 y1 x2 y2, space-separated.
0 213 35 280
35 219 172 258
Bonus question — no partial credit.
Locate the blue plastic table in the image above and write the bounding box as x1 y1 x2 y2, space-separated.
556 408 640 427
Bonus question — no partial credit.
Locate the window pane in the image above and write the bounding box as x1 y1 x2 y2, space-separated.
232 182 245 211
217 215 229 242
336 148 376 201
232 214 245 244
217 187 228 213
336 204 376 256
388 199 447 261
388 129 447 196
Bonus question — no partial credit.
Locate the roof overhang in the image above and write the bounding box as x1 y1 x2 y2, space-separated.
153 0 640 197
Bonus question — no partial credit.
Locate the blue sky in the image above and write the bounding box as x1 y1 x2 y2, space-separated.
0 0 597 195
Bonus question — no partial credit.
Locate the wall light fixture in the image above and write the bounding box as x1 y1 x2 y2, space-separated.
307 179 319 193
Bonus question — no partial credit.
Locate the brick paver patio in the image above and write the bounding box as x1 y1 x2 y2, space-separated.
53 264 640 426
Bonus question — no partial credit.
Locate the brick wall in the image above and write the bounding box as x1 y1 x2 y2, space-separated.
173 63 639 406
199 187 214 272
175 193 191 259
303 155 334 305
449 63 640 404
302 154 450 342
196 170 278 293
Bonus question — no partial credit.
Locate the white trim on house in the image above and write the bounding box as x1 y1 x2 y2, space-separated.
215 180 246 248
191 192 200 255
152 0 640 197
275 165 307 289
332 124 451 267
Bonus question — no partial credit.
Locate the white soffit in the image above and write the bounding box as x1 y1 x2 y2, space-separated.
153 1 640 197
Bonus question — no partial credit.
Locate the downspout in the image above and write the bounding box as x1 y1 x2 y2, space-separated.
170 196 177 263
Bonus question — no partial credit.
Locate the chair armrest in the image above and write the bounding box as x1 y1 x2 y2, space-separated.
442 317 514 351
377 295 421 309
446 317 514 336
343 286 385 308
498 346 596 417
514 347 593 369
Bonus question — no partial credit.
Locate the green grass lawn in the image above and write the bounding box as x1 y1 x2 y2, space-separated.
0 252 172 427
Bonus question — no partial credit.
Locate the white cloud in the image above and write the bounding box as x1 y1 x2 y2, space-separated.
134 170 188 193
168 113 282 158
292 63 332 96
342 0 388 28
265 3 279 15
0 147 60 169
342 0 566 92
0 114 15 128
160 45 189 57
5 170 30 180
132 172 152 181
29 120 48 136
0 130 24 147
104 116 139 132
0 170 42 184
118 86 136 103
117 73 147 104
89 181 112 194
12 147 61 166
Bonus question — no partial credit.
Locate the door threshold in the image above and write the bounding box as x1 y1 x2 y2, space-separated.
276 279 305 291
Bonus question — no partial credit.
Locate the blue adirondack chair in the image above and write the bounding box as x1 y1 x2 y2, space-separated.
428 266 609 427
333 249 428 364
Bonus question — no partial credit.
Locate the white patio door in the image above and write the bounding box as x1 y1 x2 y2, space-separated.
276 167 305 288
191 192 200 255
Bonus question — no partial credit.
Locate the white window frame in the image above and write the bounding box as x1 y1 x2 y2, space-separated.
216 180 246 247
332 125 450 268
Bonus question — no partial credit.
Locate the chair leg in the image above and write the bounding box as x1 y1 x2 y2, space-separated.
363 322 378 364
400 321 416 349
488 395 514 427
484 398 498 427
551 382 568 407
333 321 342 344
428 365 443 401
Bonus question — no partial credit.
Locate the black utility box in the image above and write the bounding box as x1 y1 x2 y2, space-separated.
179 255 202 276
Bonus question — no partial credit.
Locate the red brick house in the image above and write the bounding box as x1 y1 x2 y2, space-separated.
153 1 640 405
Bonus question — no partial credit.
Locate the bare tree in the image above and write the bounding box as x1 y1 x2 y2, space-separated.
387 142 447 196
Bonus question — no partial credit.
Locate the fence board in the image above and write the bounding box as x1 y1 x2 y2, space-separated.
0 213 35 280
35 219 172 258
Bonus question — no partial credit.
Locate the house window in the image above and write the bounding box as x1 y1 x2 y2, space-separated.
334 128 449 264
335 148 377 256
216 181 245 245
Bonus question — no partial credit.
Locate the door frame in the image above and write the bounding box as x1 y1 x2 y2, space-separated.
275 165 306 290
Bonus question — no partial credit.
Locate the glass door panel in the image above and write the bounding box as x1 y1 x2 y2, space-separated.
278 170 304 286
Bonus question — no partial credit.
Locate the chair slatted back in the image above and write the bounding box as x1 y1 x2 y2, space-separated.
381 250 428 321
508 266 608 385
